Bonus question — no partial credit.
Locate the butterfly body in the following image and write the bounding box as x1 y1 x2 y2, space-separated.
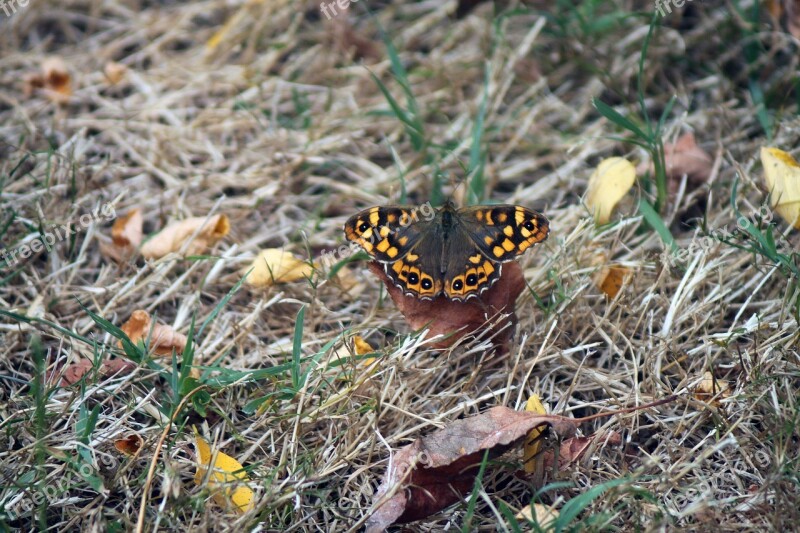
344 201 549 301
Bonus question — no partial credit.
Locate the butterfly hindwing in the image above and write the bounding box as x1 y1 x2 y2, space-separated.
459 205 549 262
383 248 442 299
442 250 503 300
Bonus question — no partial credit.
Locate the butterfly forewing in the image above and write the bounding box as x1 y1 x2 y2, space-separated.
344 206 427 262
458 205 549 262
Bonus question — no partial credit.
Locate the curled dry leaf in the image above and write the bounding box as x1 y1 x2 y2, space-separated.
663 132 713 185
365 406 578 532
244 248 315 287
761 147 800 228
53 358 136 386
694 371 730 407
585 157 636 224
140 214 229 259
102 208 143 261
194 432 254 514
24 57 72 103
593 259 631 299
367 260 525 352
119 309 187 357
114 433 144 456
540 431 622 471
103 61 128 85
516 503 559 530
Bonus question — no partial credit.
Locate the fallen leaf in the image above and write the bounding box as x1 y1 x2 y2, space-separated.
244 248 315 287
516 503 559 529
112 209 143 248
102 208 143 261
367 260 525 353
114 434 144 456
540 431 622 471
119 309 187 357
103 61 128 85
330 19 381 61
593 258 631 299
24 57 72 104
53 358 136 386
523 395 548 474
140 214 229 259
761 146 800 228
365 407 578 531
693 371 730 407
585 157 636 224
194 431 254 514
662 132 713 197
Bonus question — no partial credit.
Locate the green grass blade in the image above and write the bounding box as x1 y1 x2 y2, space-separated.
291 306 306 390
639 197 675 250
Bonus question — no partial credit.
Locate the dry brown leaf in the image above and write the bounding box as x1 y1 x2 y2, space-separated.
114 434 144 456
663 132 713 189
540 431 622 471
102 208 143 261
103 61 128 85
694 371 731 407
367 260 525 353
24 57 73 104
516 503 559 529
585 157 636 224
761 146 800 228
365 407 579 531
594 264 631 299
140 214 229 259
119 309 187 357
112 209 143 248
244 248 315 287
53 358 136 386
330 19 381 61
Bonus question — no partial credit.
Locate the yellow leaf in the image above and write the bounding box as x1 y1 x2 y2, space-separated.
586 157 636 224
194 431 254 514
353 336 377 365
516 503 559 530
761 147 800 228
244 249 315 287
523 394 547 474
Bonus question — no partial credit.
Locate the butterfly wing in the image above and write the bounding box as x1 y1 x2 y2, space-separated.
439 205 549 300
457 205 549 261
344 206 444 299
440 233 504 300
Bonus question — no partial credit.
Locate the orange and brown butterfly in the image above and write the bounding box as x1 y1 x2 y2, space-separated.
344 201 549 301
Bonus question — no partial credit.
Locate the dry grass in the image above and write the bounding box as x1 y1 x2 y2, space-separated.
1 0 800 531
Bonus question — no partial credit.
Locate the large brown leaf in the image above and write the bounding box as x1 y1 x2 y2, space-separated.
365 406 578 532
367 259 525 352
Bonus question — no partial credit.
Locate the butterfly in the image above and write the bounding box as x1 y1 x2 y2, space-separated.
344 201 549 301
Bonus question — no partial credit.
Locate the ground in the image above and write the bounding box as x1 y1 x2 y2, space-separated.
1 0 800 531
